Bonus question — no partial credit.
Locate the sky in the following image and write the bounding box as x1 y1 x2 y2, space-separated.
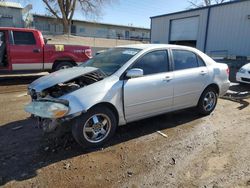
12 0 191 28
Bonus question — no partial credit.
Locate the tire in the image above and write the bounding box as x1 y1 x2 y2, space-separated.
54 61 74 71
197 87 218 115
72 106 117 149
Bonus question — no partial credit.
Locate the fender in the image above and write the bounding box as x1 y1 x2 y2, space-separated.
50 52 79 63
59 77 127 125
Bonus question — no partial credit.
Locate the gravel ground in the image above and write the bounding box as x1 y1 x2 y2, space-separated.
0 77 250 188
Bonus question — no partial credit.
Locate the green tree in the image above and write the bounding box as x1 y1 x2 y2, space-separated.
42 0 112 34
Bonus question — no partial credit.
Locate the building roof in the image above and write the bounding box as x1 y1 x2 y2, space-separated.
0 27 38 32
150 0 249 19
32 14 150 30
0 1 22 9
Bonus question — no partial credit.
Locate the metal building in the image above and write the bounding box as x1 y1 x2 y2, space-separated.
32 14 150 41
150 0 250 58
0 2 24 27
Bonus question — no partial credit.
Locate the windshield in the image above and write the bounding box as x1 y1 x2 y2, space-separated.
80 48 141 75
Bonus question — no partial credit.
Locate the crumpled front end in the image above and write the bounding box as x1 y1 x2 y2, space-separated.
25 99 70 132
25 67 106 132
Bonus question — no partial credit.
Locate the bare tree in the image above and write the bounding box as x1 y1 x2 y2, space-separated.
188 0 229 8
42 0 112 34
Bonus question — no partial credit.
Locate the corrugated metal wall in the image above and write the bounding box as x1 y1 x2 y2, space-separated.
73 21 150 40
206 1 250 57
151 1 250 57
0 7 23 27
151 16 170 44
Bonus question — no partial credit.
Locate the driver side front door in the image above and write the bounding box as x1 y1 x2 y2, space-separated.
123 50 174 122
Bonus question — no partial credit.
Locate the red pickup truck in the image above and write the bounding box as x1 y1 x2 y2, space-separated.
0 27 92 72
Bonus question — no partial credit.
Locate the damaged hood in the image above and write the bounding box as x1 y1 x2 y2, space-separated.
29 66 98 92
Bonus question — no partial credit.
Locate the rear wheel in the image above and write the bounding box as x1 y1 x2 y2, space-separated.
72 106 117 149
54 61 74 71
197 87 218 115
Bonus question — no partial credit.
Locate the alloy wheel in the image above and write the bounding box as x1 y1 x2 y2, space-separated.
82 114 111 143
203 91 216 112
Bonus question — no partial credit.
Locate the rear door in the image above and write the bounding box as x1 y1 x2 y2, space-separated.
123 50 174 122
171 49 209 109
9 30 43 70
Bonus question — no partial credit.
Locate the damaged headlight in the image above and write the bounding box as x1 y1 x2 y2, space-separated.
25 101 69 119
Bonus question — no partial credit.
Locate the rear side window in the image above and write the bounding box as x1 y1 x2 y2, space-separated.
172 50 204 71
131 50 169 75
13 31 36 45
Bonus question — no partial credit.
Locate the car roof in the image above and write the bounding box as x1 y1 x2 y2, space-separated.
116 43 215 67
116 43 197 51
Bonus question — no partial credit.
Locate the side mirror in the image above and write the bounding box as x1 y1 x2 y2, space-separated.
44 38 51 44
126 68 143 78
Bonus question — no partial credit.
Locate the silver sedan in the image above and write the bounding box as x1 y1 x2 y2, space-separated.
25 44 230 149
236 63 250 84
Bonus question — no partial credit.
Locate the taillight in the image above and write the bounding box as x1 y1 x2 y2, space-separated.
226 67 230 76
85 48 92 58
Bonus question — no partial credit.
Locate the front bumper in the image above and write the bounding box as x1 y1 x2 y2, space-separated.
236 72 250 84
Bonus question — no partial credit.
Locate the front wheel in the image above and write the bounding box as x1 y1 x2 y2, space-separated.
197 87 218 115
72 106 117 149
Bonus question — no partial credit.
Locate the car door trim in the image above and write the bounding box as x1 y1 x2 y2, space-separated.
125 95 173 107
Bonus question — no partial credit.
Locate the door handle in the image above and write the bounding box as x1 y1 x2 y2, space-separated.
33 49 41 53
200 70 207 75
162 76 172 82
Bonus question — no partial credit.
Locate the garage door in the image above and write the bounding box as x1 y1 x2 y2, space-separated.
170 16 199 41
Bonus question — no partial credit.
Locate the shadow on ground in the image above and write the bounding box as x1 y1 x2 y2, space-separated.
221 83 250 110
0 109 201 186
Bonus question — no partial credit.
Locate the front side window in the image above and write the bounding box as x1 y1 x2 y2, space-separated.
13 31 36 45
172 50 202 71
131 50 169 75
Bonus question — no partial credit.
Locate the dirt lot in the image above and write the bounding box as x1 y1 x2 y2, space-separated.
0 76 250 188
